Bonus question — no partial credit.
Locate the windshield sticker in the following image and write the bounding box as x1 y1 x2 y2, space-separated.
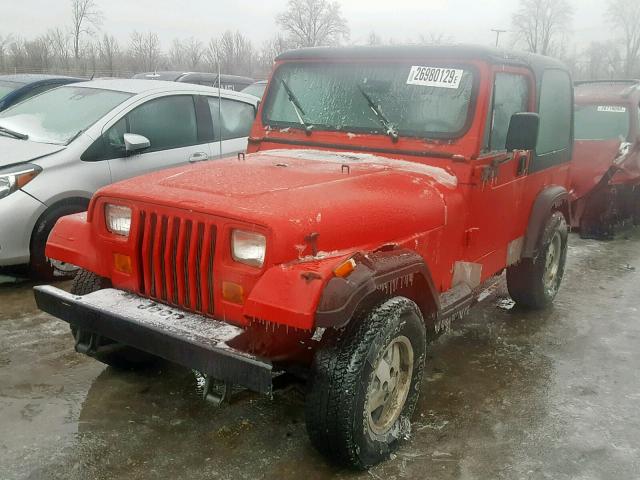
407 66 464 89
597 106 626 113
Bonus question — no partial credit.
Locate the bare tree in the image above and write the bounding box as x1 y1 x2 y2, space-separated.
24 36 52 72
512 0 572 56
207 31 255 77
129 31 161 72
8 39 25 72
367 31 382 46
169 39 185 69
48 28 72 70
276 0 349 48
607 0 640 76
99 34 119 75
70 0 103 60
0 34 13 71
417 33 453 46
184 37 204 70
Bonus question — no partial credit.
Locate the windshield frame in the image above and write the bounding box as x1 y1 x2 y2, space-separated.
574 101 632 141
261 60 480 141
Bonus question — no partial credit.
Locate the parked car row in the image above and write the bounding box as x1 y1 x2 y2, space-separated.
0 77 259 277
132 71 255 91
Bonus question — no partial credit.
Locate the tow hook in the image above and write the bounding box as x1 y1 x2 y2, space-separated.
74 329 100 355
202 376 232 406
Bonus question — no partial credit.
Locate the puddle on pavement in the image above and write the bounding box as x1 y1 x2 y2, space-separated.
1 230 640 479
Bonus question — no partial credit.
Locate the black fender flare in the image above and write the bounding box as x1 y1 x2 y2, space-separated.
522 185 570 259
314 248 440 329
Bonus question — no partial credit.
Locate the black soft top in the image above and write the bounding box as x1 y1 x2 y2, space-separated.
276 44 568 77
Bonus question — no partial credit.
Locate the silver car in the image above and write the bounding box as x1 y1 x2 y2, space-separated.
0 79 259 277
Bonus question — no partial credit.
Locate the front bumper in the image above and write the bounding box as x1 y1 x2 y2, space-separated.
34 286 273 394
0 190 47 266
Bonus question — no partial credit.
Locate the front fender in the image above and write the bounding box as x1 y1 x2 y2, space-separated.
243 249 440 331
45 212 110 277
243 253 352 330
315 249 440 329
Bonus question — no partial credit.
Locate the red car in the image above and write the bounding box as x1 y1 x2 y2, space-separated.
35 46 574 468
570 80 640 237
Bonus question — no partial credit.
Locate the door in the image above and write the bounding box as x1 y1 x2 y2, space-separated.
205 96 256 158
107 95 211 182
464 69 534 276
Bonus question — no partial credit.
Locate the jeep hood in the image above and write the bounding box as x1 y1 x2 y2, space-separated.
0 135 65 169
100 149 457 260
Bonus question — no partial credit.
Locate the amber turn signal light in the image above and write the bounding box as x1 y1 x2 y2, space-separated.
334 258 356 278
222 281 244 304
113 253 133 274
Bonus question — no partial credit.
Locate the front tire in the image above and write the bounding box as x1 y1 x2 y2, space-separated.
507 211 568 309
70 270 158 369
305 297 427 469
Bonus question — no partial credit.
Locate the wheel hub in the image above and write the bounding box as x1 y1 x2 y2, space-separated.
366 335 414 435
543 232 562 295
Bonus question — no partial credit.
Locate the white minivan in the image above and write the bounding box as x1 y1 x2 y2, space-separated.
0 79 259 277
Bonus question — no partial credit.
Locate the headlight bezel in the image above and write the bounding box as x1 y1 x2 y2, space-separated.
231 229 267 268
104 204 132 237
0 163 42 200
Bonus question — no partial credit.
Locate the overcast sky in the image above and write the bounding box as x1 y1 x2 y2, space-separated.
1 0 610 51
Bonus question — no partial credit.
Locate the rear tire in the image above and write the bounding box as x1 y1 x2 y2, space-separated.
305 297 427 469
70 270 158 369
507 211 568 309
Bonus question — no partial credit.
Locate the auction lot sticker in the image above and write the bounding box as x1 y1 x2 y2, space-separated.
407 66 464 89
597 105 627 113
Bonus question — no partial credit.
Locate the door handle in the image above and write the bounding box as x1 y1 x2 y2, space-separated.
189 152 209 163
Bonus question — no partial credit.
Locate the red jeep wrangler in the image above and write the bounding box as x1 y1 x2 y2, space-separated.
571 80 640 237
35 46 574 468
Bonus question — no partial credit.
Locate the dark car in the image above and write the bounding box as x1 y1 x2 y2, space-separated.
241 80 268 99
132 71 254 91
0 74 84 111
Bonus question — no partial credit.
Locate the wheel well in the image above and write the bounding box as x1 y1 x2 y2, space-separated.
344 272 439 336
381 272 439 324
30 197 90 249
522 186 570 259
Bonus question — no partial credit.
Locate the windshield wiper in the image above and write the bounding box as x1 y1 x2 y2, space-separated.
66 129 85 145
280 79 313 135
357 85 399 142
0 125 28 140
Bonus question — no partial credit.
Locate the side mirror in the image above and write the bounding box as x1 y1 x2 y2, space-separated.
505 112 540 152
124 133 150 153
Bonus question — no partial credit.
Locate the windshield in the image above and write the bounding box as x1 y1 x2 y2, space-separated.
0 80 24 99
574 104 630 140
263 62 475 139
0 86 132 144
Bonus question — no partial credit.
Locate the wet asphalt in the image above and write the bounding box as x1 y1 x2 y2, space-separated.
1 230 639 480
